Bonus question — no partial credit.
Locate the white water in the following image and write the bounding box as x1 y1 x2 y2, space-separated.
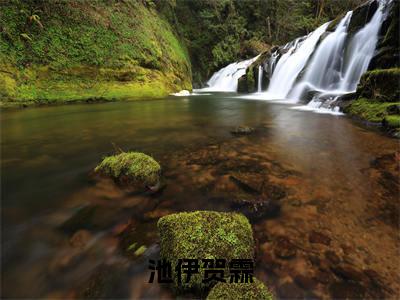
290 1 388 102
262 22 329 100
196 55 259 92
257 65 263 93
200 0 390 115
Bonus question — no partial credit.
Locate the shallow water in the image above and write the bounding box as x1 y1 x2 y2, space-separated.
1 94 399 298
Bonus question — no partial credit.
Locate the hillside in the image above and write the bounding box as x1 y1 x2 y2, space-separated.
0 0 192 106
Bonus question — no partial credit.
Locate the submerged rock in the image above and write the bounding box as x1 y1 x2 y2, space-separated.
158 211 254 291
231 197 281 222
207 278 273 300
94 152 161 191
230 126 256 136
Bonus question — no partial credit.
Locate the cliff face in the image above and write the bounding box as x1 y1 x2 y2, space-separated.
0 0 192 106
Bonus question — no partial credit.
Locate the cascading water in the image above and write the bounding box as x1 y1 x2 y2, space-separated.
289 0 390 113
263 23 329 100
257 65 263 93
200 0 391 116
196 55 259 92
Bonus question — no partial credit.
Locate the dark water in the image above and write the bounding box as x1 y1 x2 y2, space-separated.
1 93 399 298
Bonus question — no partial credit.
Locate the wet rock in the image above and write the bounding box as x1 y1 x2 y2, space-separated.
309 231 331 246
314 269 335 284
70 230 92 249
60 205 121 233
229 174 262 195
329 281 366 299
294 274 317 290
274 236 296 259
231 197 281 222
230 125 255 136
325 250 341 265
76 265 125 299
277 282 304 299
331 264 366 282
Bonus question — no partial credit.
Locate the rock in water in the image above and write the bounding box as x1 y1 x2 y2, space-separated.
94 152 161 192
207 279 274 300
157 211 254 291
230 126 255 136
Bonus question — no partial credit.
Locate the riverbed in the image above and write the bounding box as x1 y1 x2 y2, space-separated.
1 93 399 298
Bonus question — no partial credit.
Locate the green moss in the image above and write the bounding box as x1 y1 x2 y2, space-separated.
356 68 400 102
95 152 161 186
207 279 274 300
157 211 254 291
345 98 400 123
383 115 400 128
0 0 191 105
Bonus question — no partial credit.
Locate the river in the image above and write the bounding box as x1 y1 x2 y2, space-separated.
1 93 399 298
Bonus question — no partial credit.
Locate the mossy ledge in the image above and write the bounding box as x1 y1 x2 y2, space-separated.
95 152 161 188
157 211 254 292
0 0 192 107
207 279 274 300
343 68 400 135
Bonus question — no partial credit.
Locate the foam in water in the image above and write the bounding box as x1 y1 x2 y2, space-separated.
195 55 259 92
257 65 263 93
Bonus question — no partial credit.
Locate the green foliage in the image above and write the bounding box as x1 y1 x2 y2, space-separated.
207 279 274 300
95 152 161 186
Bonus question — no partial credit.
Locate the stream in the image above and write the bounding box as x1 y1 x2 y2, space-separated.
1 93 399 298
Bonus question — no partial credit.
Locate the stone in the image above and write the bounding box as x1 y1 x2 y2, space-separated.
94 152 161 191
230 126 256 136
231 197 281 222
309 231 331 246
70 230 92 249
158 211 254 291
206 278 273 300
274 236 296 259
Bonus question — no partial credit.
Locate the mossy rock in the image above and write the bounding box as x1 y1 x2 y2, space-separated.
158 211 254 292
356 68 400 102
207 279 274 300
344 98 400 123
383 115 400 128
95 152 161 189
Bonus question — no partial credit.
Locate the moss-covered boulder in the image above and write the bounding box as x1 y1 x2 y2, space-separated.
95 152 161 189
355 68 400 102
158 211 254 291
207 279 274 300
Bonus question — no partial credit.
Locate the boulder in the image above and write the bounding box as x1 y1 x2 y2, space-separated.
94 152 161 191
158 211 254 291
206 278 273 300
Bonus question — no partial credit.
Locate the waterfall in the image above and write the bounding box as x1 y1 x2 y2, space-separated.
257 65 263 93
290 1 388 104
263 23 329 100
199 0 391 116
196 55 259 92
